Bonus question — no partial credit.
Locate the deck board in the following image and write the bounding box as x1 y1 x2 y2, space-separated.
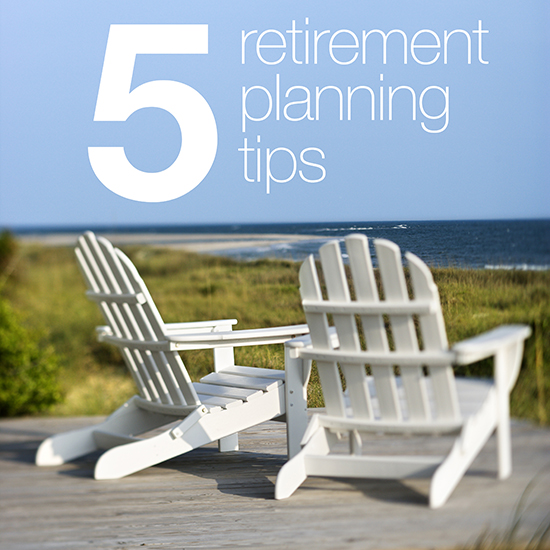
1 415 549 550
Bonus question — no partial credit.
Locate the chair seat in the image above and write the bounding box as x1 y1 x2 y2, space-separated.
200 371 283 392
197 366 286 408
333 376 493 435
455 377 493 418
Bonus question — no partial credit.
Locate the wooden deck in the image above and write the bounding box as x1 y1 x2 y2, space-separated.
1 415 549 550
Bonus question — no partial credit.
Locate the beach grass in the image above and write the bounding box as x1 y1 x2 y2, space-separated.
2 241 549 424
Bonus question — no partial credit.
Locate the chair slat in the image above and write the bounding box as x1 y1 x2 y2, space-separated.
94 237 175 405
192 382 263 402
220 365 286 380
114 245 200 407
298 348 455 366
375 239 430 421
76 246 152 401
78 232 201 408
91 273 163 402
320 241 373 420
87 236 151 362
77 236 159 401
117 246 200 406
163 352 199 406
299 255 346 417
81 236 141 347
302 300 436 315
406 252 460 421
200 372 282 392
196 394 243 410
110 240 200 407
99 240 157 343
78 236 129 339
85 291 147 305
345 235 401 421
113 249 190 406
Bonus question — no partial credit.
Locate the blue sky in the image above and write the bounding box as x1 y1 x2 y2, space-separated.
0 0 548 229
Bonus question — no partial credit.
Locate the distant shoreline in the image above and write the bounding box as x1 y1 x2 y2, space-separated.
16 232 326 254
13 219 550 268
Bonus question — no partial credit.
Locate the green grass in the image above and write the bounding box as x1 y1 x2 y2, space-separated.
460 471 550 550
433 267 550 424
2 242 549 423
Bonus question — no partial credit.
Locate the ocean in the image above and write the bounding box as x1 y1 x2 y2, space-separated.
214 219 550 269
19 219 550 270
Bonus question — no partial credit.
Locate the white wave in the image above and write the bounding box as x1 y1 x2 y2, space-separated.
485 264 550 271
315 226 373 233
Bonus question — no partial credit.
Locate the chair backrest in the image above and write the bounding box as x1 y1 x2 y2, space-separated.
300 234 461 424
75 231 200 408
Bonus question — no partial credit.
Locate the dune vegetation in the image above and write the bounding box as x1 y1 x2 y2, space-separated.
1 235 549 425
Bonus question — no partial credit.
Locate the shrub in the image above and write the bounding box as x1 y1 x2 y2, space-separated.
0 297 62 416
0 229 17 275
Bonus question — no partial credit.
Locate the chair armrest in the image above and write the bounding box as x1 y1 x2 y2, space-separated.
452 325 532 365
164 319 238 333
285 327 339 358
95 320 238 340
167 324 310 350
285 333 313 351
96 325 111 340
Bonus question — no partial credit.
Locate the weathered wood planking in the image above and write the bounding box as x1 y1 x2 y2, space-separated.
1 416 550 550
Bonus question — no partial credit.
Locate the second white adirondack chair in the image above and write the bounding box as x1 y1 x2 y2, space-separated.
275 235 531 508
36 231 309 479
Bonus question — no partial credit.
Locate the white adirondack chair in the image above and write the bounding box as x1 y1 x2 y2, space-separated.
275 235 531 508
36 231 309 480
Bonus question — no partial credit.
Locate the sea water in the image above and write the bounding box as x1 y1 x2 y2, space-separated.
26 219 549 269
258 219 550 269
216 220 550 269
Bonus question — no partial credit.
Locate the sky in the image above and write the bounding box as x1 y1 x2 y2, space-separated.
0 0 549 229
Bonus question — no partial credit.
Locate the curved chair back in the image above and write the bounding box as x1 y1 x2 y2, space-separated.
299 234 460 425
75 231 200 408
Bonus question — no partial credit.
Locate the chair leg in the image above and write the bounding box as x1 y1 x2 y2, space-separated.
96 387 286 479
275 427 331 500
496 414 512 480
284 350 311 459
36 397 177 466
218 433 239 452
36 424 100 466
495 348 514 480
274 451 308 500
94 430 191 480
429 401 497 509
94 407 208 479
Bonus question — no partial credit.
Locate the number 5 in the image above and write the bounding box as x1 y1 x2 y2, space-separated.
88 25 218 202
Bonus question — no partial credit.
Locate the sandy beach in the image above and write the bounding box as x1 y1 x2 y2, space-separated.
17 232 326 254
